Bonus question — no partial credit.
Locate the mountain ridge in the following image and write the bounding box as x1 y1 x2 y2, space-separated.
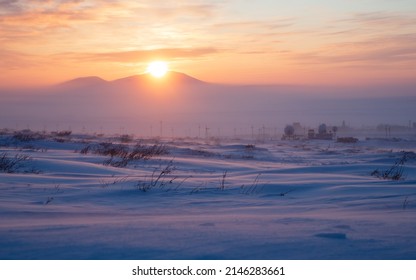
57 76 108 88
59 71 206 90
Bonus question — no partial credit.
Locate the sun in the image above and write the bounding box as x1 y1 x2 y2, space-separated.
146 61 168 78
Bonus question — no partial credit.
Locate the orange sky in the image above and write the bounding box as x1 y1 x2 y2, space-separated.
1 0 416 87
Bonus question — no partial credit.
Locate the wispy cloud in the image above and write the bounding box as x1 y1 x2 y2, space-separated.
0 0 109 27
0 1 222 49
0 0 21 15
60 47 219 62
211 19 294 31
283 11 416 68
133 1 218 18
285 35 416 75
340 11 416 29
0 49 40 69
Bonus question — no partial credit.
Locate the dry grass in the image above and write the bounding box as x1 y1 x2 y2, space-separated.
81 142 169 167
371 151 415 180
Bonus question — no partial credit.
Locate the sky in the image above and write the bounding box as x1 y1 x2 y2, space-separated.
1 0 416 87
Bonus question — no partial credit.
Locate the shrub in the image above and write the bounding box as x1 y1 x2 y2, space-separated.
13 130 44 142
54 130 72 137
120 134 133 143
128 144 168 160
0 153 31 173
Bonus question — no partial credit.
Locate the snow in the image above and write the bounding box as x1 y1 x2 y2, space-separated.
1 131 416 259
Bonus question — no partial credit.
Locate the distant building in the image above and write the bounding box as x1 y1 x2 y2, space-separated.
293 122 303 135
282 122 305 140
308 129 315 139
282 124 295 140
308 123 333 140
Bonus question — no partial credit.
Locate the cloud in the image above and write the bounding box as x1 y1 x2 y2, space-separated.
134 2 218 18
320 11 416 39
286 33 416 68
1 1 102 21
0 0 101 40
1 1 415 86
58 47 219 63
212 18 293 31
0 49 40 69
279 10 416 69
0 0 21 15
342 11 416 29
0 0 219 23
0 0 223 49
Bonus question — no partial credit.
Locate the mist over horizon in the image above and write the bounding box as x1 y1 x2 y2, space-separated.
1 71 415 137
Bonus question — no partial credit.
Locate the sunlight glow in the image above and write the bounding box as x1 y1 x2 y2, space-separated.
146 61 168 78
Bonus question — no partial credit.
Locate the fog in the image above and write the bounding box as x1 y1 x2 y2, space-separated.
1 72 415 137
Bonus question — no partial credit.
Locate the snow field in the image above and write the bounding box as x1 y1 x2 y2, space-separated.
1 133 416 259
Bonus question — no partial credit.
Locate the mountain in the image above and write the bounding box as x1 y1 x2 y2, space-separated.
54 71 206 94
59 76 108 86
55 76 108 91
112 71 205 87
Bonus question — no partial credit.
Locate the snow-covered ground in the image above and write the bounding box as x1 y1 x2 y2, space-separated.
1 131 416 259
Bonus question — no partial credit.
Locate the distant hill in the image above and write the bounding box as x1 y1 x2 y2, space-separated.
112 71 205 86
54 71 206 94
56 76 108 90
45 72 211 103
